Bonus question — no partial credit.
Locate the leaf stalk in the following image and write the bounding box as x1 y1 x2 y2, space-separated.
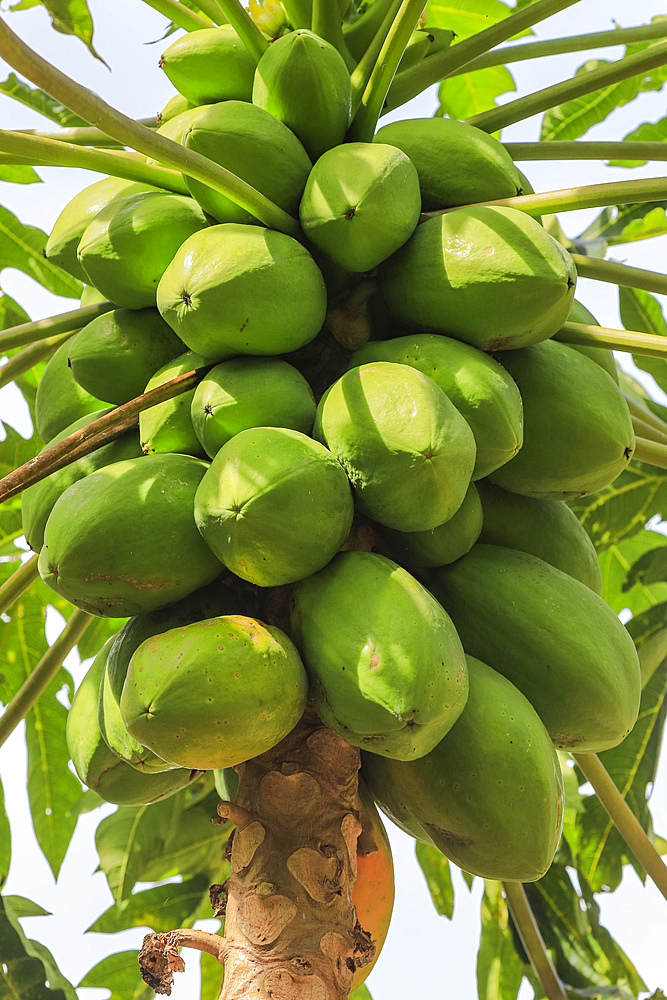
214 0 268 60
0 301 113 353
0 553 39 617
0 331 75 391
570 255 667 297
501 881 568 1000
554 321 667 359
140 0 212 30
504 141 667 162
632 437 667 472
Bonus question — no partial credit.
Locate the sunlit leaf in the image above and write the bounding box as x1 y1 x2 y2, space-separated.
201 950 225 1000
0 778 10 886
541 62 640 142
78 950 154 1000
0 164 42 185
9 0 106 63
572 203 667 254
437 65 515 123
476 881 526 1000
619 286 667 399
425 0 530 41
0 204 82 299
3 896 51 918
415 841 454 918
87 874 213 934
570 463 667 552
598 530 667 615
0 895 77 1000
0 74 87 127
0 287 30 331
349 984 373 1000
610 114 667 167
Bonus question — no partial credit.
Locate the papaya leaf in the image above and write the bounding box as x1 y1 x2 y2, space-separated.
572 203 667 254
540 62 641 142
8 0 106 64
0 894 77 1000
618 286 667 399
0 287 30 330
0 204 83 300
571 463 667 553
623 543 667 591
626 600 667 688
76 615 125 662
78 950 154 1000
0 165 42 185
425 0 530 41
610 114 667 167
3 896 51 918
349 985 373 1000
598 529 667 615
0 778 10 887
415 841 454 918
476 880 526 1000
0 572 48 706
437 66 515 124
0 73 87 127
0 420 41 479
87 874 213 934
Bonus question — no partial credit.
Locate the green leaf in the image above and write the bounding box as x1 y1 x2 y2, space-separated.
426 0 529 41
76 615 125 662
0 74 87 127
626 600 667 688
78 951 154 1000
541 61 641 142
0 287 30 330
476 881 526 1000
0 204 83 300
619 286 667 398
573 202 667 254
570 463 667 553
415 841 454 918
0 894 77 1000
349 984 373 1000
437 66 515 124
9 0 106 64
3 896 51 918
0 164 42 185
610 114 667 167
87 874 213 934
0 779 10 887
624 543 667 591
598 530 667 616
201 951 225 1000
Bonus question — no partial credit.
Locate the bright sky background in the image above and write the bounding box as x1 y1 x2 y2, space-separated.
1 1 667 997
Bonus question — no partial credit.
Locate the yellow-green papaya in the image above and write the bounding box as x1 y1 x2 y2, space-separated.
159 26 256 104
381 482 483 569
430 545 641 752
34 339 105 443
139 350 210 458
158 92 198 124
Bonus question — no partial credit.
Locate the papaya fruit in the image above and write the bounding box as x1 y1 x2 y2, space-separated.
290 551 469 760
139 350 210 458
252 29 351 161
381 482 483 569
563 298 619 384
343 0 396 62
377 205 577 351
80 285 109 306
67 308 184 405
182 101 312 224
476 480 603 594
489 339 634 499
39 453 222 617
194 426 354 587
299 142 421 273
350 333 523 479
159 26 256 104
34 338 105 443
374 117 522 211
430 545 641 752
314 361 476 532
351 781 394 990
77 189 209 309
21 408 142 553
145 106 206 166
191 357 316 459
157 223 327 359
361 655 564 882
120 615 309 770
158 92 198 124
66 642 192 804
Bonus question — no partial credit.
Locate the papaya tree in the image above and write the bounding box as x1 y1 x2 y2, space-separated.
2 1 667 999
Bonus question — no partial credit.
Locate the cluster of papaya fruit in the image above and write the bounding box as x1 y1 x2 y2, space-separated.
25 9 644 966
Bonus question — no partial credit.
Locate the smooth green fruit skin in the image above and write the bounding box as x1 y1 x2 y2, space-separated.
299 142 421 273
183 101 312 223
45 177 157 281
191 357 315 459
564 298 619 384
374 117 521 211
160 26 256 104
39 453 222 617
490 340 634 499
159 92 198 123
476 480 603 594
378 206 577 351
66 643 191 804
350 334 523 480
314 362 476 532
194 426 354 587
290 551 469 761
431 545 641 752
382 482 483 569
121 615 309 770
252 29 351 161
157 224 327 359
363 656 564 881
68 308 184 404
139 350 210 458
146 106 205 166
35 339 105 442
77 190 209 309
21 409 142 552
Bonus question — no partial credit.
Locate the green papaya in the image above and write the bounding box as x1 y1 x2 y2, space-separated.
80 285 109 306
183 101 312 224
157 224 327 359
430 545 641 752
67 308 184 405
158 92 198 124
563 298 619 384
374 117 521 211
159 26 256 104
77 189 209 309
343 0 396 62
194 426 354 586
145 105 205 166
120 615 308 769
361 656 563 882
290 551 468 760
39 453 222 617
314 362 476 532
34 338 105 443
350 334 523 479
381 482 483 569
45 176 157 281
299 142 421 273
21 409 142 552
252 29 351 161
67 643 192 804
476 480 602 594
139 350 210 458
377 205 577 351
489 340 634 499
191 357 316 459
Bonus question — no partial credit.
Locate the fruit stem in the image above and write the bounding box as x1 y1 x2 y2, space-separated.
0 363 214 505
311 0 355 67
192 0 229 25
384 0 582 113
0 608 93 749
139 0 212 31
501 881 568 1000
350 0 404 117
0 130 190 193
0 17 300 237
573 752 667 903
468 38 667 134
0 330 75 392
554 321 667 359
504 140 667 162
632 415 667 447
280 0 312 30
214 0 269 61
0 300 113 353
348 0 427 142
11 119 156 149
570 255 667 297
632 437 667 472
623 391 667 437
0 553 39 617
